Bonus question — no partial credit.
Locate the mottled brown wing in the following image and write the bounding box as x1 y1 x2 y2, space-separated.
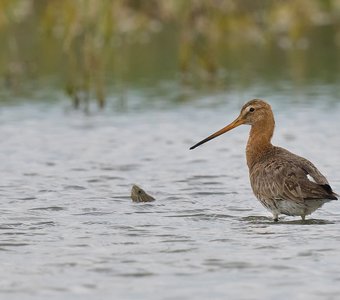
275 147 337 199
275 147 329 185
250 155 337 203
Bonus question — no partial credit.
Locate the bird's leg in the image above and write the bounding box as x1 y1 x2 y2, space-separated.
273 213 279 222
301 215 306 222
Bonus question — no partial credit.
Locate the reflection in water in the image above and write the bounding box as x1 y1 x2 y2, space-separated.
242 216 335 225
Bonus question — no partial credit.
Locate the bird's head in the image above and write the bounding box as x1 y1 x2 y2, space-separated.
190 99 273 150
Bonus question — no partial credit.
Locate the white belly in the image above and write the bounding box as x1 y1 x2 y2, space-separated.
258 197 329 217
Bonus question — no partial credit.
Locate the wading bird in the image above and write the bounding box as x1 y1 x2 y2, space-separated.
190 99 337 221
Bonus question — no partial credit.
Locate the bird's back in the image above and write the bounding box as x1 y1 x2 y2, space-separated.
249 146 338 203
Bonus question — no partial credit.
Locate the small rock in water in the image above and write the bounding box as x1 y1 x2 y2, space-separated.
131 185 155 202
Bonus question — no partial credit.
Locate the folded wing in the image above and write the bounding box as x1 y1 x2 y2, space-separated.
250 147 337 202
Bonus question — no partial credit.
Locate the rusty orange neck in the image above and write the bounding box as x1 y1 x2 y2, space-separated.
246 115 275 169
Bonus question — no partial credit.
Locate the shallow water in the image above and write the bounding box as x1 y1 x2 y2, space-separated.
1 90 340 300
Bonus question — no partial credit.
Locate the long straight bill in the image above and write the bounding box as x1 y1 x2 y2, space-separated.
189 118 243 150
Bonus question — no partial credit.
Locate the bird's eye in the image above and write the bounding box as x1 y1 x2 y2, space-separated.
249 107 255 112
138 190 142 194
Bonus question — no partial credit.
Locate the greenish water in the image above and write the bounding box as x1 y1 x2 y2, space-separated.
2 15 340 108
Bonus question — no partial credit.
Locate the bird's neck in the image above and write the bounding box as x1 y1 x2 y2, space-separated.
246 117 275 169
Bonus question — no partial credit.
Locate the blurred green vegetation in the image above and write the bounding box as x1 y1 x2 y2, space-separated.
1 0 340 108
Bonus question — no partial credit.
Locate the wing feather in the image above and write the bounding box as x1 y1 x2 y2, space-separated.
250 148 337 202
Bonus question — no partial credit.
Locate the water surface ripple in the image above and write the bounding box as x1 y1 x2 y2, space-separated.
0 99 340 300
